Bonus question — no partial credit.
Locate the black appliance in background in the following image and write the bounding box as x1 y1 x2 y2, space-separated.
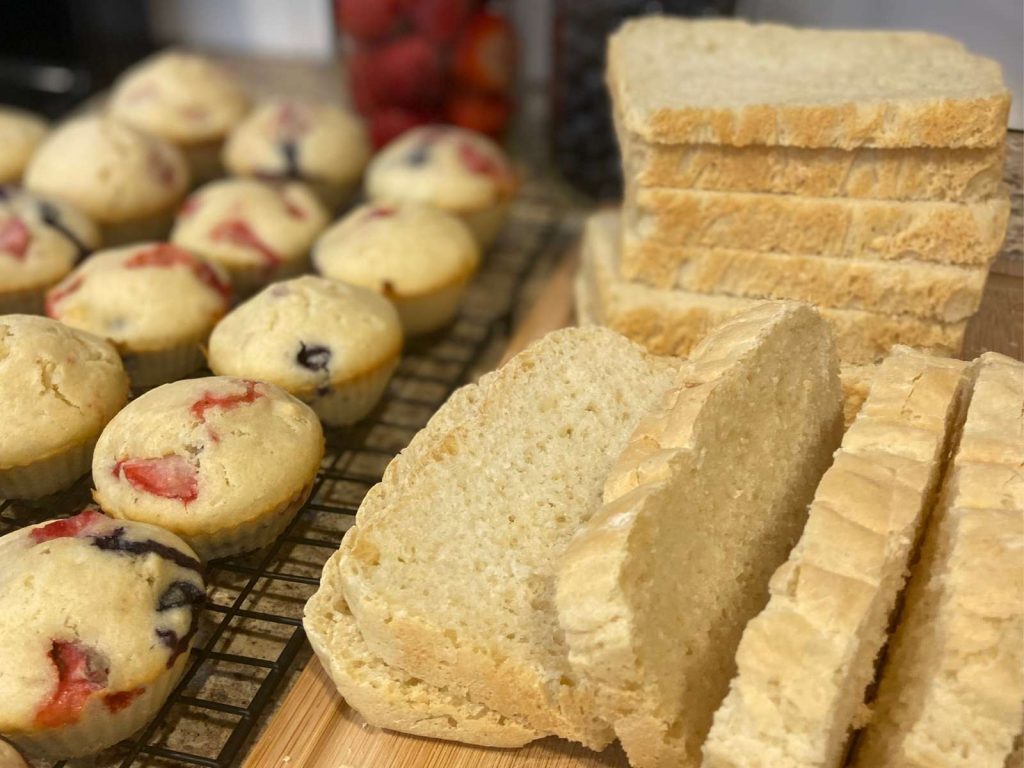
0 0 155 118
553 0 735 200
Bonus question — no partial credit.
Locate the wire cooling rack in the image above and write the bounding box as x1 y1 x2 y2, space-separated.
0 186 575 768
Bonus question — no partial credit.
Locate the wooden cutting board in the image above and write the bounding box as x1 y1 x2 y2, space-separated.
244 250 1022 768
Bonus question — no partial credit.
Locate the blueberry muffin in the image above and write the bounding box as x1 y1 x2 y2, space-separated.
92 377 323 560
222 98 370 210
0 107 47 184
109 50 249 184
45 243 231 389
0 316 129 499
0 508 204 759
207 276 402 426
313 202 479 334
24 115 189 246
366 125 517 247
0 186 100 314
171 178 328 296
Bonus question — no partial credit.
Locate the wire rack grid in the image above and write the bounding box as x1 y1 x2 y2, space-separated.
0 187 574 768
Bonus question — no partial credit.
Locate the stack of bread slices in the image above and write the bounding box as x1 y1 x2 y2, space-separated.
578 17 1012 375
305 302 1022 767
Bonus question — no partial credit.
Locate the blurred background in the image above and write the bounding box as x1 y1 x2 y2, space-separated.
0 0 1020 200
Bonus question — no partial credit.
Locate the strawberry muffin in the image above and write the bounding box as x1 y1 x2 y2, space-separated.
0 186 100 314
92 377 323 560
207 276 402 427
222 98 370 210
313 202 479 334
0 509 204 759
366 125 517 247
45 243 231 389
171 178 328 296
24 115 189 246
0 316 129 499
109 50 249 184
0 107 47 184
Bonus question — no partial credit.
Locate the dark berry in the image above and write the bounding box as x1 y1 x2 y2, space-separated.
157 580 206 612
90 527 202 573
297 342 331 372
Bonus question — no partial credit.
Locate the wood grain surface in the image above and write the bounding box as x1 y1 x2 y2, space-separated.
245 244 1022 768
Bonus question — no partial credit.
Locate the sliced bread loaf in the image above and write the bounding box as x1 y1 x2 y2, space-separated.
334 326 681 748
624 188 1009 267
616 111 1005 202
608 18 1010 149
621 241 987 323
580 210 967 364
557 301 843 768
702 348 968 768
304 549 542 747
851 352 1024 768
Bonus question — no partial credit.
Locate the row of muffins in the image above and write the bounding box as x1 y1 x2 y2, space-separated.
0 50 517 762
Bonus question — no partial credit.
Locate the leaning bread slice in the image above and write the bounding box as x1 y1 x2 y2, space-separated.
852 352 1024 768
558 300 844 768
702 348 968 768
608 18 1009 149
581 210 967 364
624 188 1009 268
305 549 541 747
335 326 681 748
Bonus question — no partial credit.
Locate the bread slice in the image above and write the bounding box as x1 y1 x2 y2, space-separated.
334 326 681 748
624 188 1009 268
305 549 541 747
851 352 1024 768
702 348 968 768
621 240 987 323
608 18 1010 149
557 301 843 768
580 210 967 364
616 109 1005 202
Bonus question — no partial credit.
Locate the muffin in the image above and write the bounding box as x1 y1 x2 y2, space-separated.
0 186 100 314
109 50 249 184
0 508 204 759
44 243 231 389
207 276 402 426
0 316 129 499
223 98 370 210
24 115 189 246
0 107 47 184
171 178 328 296
366 125 517 247
313 202 479 334
92 377 323 560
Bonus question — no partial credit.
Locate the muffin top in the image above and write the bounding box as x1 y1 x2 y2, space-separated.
171 178 328 271
92 377 323 536
24 116 189 224
0 108 47 184
108 50 249 145
314 202 479 297
0 509 203 735
0 315 128 469
44 243 231 353
222 99 370 186
0 187 100 293
208 276 402 394
366 125 517 213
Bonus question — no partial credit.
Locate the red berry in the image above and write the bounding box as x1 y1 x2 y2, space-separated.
113 455 199 503
103 687 145 713
336 0 402 42
0 216 31 260
444 91 510 138
125 243 231 303
44 275 84 318
209 219 282 268
413 0 472 43
190 380 263 424
34 641 109 729
369 36 443 109
369 107 437 149
30 509 107 544
452 11 515 94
